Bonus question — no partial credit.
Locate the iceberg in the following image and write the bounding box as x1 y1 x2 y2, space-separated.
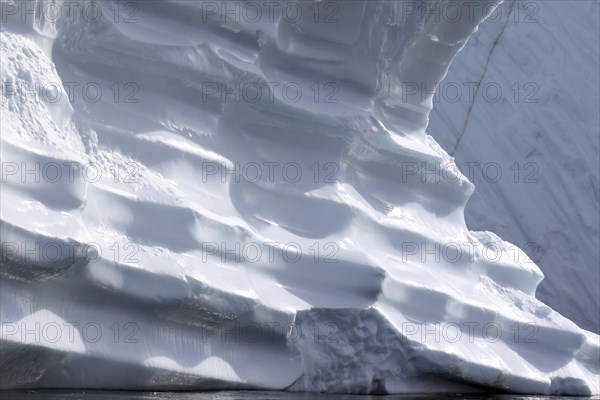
0 0 598 395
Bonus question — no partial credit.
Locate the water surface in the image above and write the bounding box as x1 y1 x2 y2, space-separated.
2 391 598 400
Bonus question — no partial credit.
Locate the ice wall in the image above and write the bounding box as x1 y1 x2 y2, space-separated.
429 0 600 334
1 0 598 394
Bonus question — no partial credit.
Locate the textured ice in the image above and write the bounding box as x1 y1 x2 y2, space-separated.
0 0 598 395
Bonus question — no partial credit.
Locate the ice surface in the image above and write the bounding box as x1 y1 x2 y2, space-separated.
428 0 600 334
0 0 598 395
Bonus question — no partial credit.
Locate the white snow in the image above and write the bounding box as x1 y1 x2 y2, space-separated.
0 0 598 395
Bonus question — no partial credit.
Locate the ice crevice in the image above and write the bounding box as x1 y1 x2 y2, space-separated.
450 0 516 157
0 0 598 395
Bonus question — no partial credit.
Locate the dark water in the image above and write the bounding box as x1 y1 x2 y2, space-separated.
1 391 598 400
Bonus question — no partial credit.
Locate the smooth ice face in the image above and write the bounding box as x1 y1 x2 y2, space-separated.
428 0 600 334
0 0 598 395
